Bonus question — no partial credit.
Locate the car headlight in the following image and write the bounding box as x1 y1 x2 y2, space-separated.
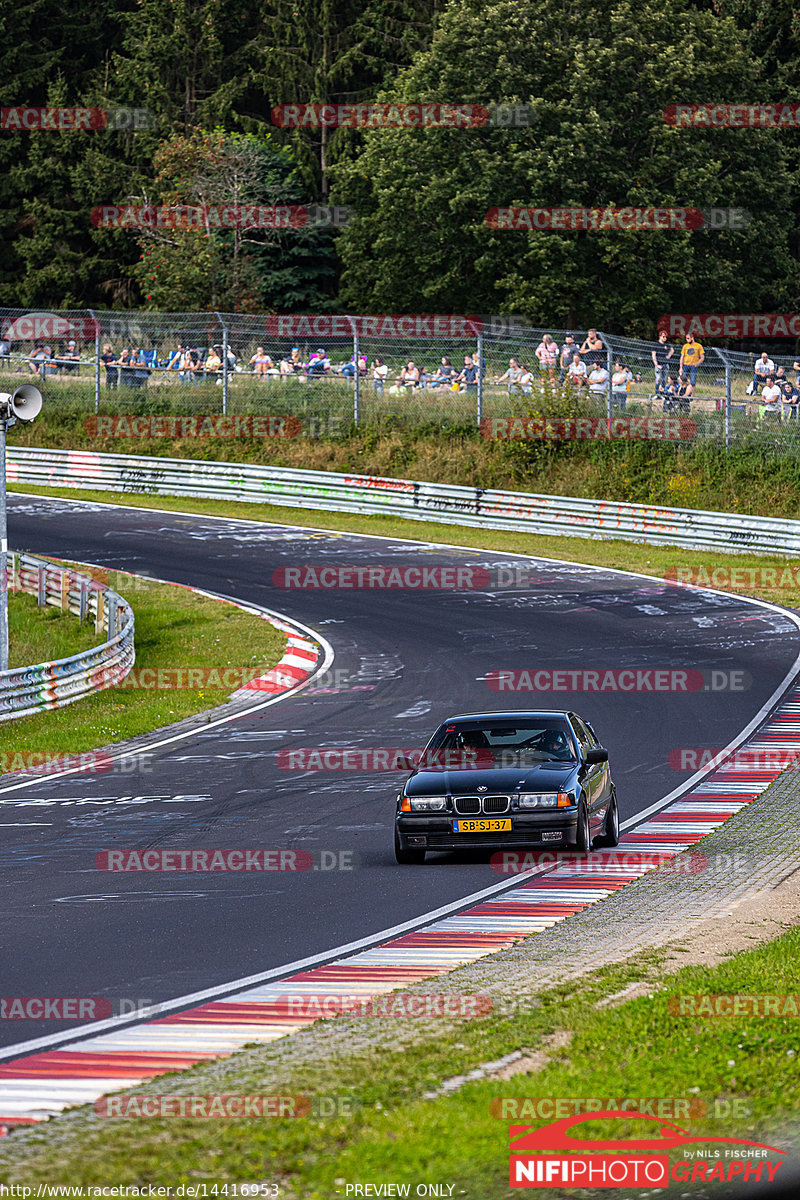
400 796 447 812
517 792 574 809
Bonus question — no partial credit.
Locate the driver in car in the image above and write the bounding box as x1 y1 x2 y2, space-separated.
535 729 573 762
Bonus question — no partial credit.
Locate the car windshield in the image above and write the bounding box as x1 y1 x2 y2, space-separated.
425 720 578 767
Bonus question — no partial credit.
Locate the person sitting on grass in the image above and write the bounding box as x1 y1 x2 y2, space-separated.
760 374 782 416
456 354 479 392
399 360 420 388
430 357 456 388
204 346 223 381
588 361 609 397
781 379 800 421
249 346 273 376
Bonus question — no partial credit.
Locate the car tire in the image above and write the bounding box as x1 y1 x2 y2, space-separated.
596 792 619 848
574 803 592 854
394 827 426 865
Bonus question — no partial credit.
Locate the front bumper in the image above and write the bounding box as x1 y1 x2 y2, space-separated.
396 812 579 850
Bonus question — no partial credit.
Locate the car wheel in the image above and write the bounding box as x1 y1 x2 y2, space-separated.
394 826 425 865
596 792 619 848
574 803 592 854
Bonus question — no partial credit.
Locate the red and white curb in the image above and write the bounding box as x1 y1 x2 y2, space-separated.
1 687 799 1132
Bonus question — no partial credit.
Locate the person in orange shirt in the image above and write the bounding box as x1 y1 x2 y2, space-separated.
679 336 705 399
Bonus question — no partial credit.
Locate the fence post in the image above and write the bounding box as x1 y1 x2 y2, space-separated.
605 336 613 424
218 314 229 416
353 332 360 426
477 331 484 427
725 356 732 453
90 309 101 414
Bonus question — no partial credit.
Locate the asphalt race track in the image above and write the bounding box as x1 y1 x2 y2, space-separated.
3 493 799 1051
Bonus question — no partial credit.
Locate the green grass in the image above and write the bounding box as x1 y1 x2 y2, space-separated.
2 566 286 767
2 930 798 1194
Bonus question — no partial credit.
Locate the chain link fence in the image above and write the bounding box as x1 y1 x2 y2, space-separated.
1 308 799 450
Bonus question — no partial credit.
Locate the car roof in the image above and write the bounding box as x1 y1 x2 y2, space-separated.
441 711 575 722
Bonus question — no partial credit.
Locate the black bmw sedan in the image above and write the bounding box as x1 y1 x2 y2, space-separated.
394 710 618 864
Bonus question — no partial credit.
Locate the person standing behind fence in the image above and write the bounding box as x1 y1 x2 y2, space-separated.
495 357 522 393
580 328 604 367
535 334 558 385
651 330 674 392
456 354 479 392
559 334 578 384
679 334 704 400
100 343 117 389
612 363 629 411
372 356 388 392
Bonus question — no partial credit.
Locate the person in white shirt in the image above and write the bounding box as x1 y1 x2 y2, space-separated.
519 364 533 395
371 356 389 392
761 376 781 411
611 363 630 411
752 352 776 393
566 352 588 388
588 364 609 395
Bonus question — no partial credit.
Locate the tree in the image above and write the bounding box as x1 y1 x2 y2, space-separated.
333 0 796 332
129 129 335 310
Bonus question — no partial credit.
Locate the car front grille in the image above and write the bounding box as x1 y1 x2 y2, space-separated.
453 795 510 815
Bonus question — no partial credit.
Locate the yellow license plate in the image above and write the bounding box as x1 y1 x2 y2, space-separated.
452 818 512 833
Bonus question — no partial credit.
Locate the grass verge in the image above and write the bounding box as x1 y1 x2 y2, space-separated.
1 930 798 1195
2 565 286 767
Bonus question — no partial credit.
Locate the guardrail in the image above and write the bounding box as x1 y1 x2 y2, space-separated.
5 445 794 557
0 550 135 721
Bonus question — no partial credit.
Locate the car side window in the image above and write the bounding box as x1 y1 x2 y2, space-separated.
570 716 593 757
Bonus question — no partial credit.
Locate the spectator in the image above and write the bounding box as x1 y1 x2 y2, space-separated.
535 334 559 384
100 343 117 389
130 347 150 389
307 348 330 378
588 361 609 397
781 379 800 420
204 346 223 381
611 363 629 411
430 356 455 388
760 374 781 415
456 354 479 391
249 346 273 377
399 360 420 388
340 356 356 379
651 331 674 392
678 334 705 399
580 328 605 367
519 363 533 395
496 357 523 393
0 336 9 368
372 356 388 393
28 343 51 378
749 351 776 394
57 339 81 375
559 334 579 383
178 346 196 385
418 365 430 388
661 374 679 411
566 352 588 388
166 343 185 371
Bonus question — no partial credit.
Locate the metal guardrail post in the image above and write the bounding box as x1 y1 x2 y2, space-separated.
38 565 46 606
353 332 360 426
477 331 484 426
605 337 613 424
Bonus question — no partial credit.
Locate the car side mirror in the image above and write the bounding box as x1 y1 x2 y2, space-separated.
586 747 608 764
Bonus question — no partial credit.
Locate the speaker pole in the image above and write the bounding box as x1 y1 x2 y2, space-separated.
0 384 43 672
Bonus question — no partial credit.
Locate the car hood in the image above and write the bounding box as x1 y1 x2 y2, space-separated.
404 764 576 796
